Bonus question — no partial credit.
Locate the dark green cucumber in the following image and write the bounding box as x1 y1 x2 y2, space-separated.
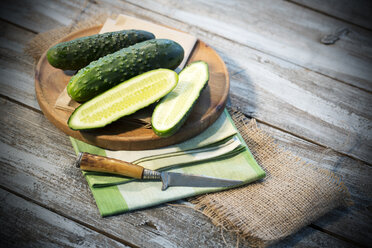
152 61 209 137
67 39 184 102
47 29 155 70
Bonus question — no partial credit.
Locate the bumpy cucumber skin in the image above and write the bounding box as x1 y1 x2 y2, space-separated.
67 39 184 102
152 61 209 137
68 69 178 130
47 30 155 70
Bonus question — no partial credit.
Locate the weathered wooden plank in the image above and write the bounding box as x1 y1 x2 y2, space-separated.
0 96 361 247
271 227 356 248
118 0 372 163
96 0 372 162
0 188 127 247
0 0 88 33
0 20 39 110
0 99 241 247
291 0 372 30
0 1 370 245
108 1 369 163
123 0 372 92
2 0 372 93
226 50 372 164
1 3 370 164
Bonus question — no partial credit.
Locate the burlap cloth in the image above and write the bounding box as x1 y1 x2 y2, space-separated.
26 15 350 247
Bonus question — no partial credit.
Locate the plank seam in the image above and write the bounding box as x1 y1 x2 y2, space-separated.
0 183 139 248
0 17 38 34
1 1 370 94
1 88 370 166
286 0 372 32
1 2 370 97
0 94 42 115
243 112 372 166
0 1 368 245
0 98 367 246
309 224 367 247
122 0 372 94
0 163 358 247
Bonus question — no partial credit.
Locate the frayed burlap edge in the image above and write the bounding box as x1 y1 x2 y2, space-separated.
25 17 351 248
191 109 351 247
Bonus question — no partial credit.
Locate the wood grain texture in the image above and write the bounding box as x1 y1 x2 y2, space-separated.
0 0 91 33
0 188 128 248
123 0 372 93
0 20 39 110
0 0 370 246
0 98 241 247
1 2 370 162
0 94 363 247
98 1 372 163
291 0 372 30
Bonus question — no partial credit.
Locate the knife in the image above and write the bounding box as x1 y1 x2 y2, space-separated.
75 152 243 190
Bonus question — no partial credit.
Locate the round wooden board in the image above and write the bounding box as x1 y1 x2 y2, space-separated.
35 25 229 150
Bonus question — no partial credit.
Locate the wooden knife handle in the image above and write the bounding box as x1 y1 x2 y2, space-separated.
76 152 144 179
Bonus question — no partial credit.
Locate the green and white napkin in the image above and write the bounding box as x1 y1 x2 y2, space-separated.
71 110 265 216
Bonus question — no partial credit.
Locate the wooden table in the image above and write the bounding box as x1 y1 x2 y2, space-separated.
0 0 371 247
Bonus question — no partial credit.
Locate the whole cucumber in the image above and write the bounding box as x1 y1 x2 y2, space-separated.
67 39 184 102
47 30 155 70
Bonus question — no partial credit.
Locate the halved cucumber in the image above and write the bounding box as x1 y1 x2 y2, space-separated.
68 69 178 130
152 61 209 137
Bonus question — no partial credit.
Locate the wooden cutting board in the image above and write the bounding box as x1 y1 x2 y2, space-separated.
35 25 229 150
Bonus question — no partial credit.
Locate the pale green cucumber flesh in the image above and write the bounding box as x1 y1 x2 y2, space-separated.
67 39 184 102
68 69 178 130
152 61 209 137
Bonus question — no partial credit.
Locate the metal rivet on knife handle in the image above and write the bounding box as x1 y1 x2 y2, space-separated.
74 152 84 168
142 169 161 180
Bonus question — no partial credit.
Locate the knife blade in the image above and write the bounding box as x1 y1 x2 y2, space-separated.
75 152 243 191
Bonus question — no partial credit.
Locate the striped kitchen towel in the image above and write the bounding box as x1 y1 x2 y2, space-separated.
71 110 265 216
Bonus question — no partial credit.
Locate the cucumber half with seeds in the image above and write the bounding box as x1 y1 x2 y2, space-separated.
68 69 178 130
152 61 209 137
67 39 184 102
